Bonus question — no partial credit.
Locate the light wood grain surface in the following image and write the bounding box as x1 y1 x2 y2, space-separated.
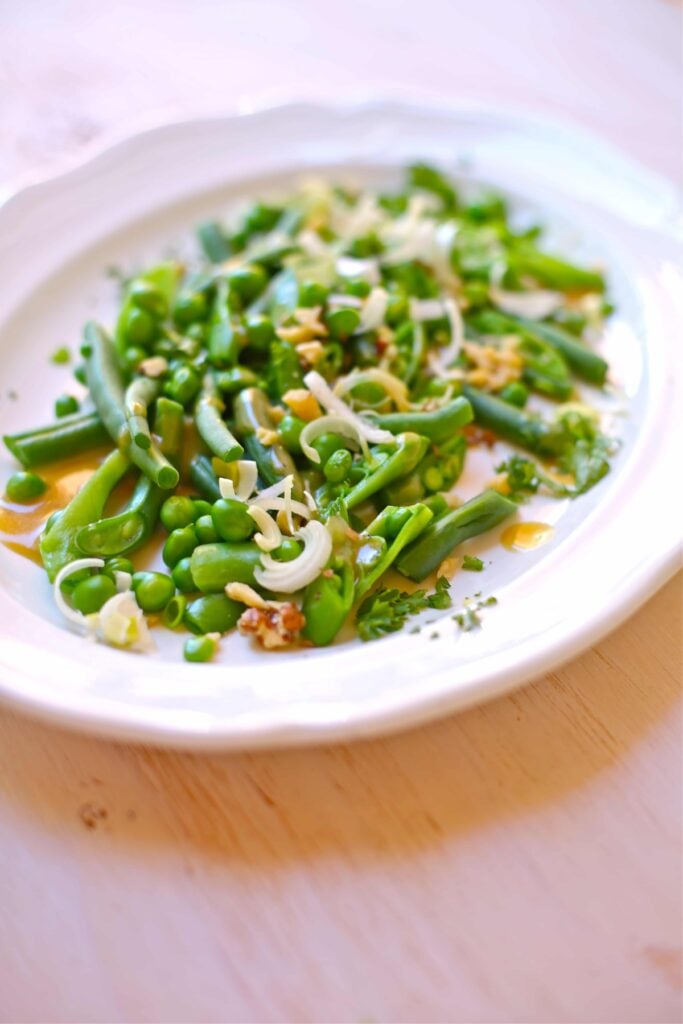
1 2 681 1022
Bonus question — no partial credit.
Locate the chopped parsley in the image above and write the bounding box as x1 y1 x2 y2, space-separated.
356 576 452 641
462 555 484 572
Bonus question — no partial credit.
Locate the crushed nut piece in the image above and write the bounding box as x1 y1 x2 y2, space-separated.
256 426 280 446
282 388 322 421
238 603 306 649
294 341 325 367
138 356 168 378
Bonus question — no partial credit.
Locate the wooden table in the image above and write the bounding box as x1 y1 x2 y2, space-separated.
1 2 681 1020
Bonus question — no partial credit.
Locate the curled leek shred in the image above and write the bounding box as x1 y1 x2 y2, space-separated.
334 368 411 412
98 591 155 652
359 287 388 331
304 370 395 447
247 505 282 552
254 520 332 594
429 296 464 374
218 460 258 502
53 557 105 629
299 415 366 465
489 286 562 320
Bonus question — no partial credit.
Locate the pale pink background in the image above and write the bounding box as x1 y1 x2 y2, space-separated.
0 2 681 1022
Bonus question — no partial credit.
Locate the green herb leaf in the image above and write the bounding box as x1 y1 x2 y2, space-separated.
462 555 484 572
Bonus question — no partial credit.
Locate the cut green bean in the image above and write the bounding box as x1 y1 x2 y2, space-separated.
124 376 159 449
84 321 179 488
195 374 244 462
397 490 518 581
233 387 302 491
370 396 473 442
3 412 109 468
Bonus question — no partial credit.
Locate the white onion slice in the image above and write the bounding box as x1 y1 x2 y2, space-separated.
490 286 563 319
327 292 363 308
254 520 332 593
304 370 395 446
360 287 389 331
409 298 446 322
299 414 366 464
429 296 464 374
249 496 312 520
248 505 283 552
219 460 258 502
98 591 155 652
336 256 380 284
334 368 410 412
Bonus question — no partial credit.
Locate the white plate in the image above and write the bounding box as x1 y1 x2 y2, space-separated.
0 101 680 748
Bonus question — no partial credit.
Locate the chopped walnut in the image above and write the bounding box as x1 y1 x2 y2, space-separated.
463 337 523 391
294 341 326 367
282 388 322 421
238 603 306 649
256 426 280 446
277 305 328 344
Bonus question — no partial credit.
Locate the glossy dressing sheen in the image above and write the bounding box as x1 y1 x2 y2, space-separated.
501 521 555 552
0 451 108 564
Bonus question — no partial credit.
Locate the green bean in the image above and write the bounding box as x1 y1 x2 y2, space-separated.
114 263 181 361
190 541 261 593
195 373 244 462
508 246 605 293
164 364 201 406
124 376 159 449
3 411 109 468
344 433 429 511
302 563 354 646
189 454 222 502
197 221 231 263
396 490 517 581
4 471 47 502
208 279 240 366
370 396 473 443
163 594 187 629
267 339 304 400
512 315 608 386
184 593 242 634
39 449 130 580
462 386 558 456
84 321 179 488
75 397 184 558
233 387 302 491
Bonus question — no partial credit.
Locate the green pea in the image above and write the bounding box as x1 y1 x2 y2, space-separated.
163 525 198 567
499 381 529 408
347 232 383 257
164 364 200 405
103 556 135 581
194 513 218 545
243 202 281 234
345 279 371 299
186 322 209 344
422 466 443 491
211 498 254 542
173 291 207 327
50 346 71 365
123 306 157 346
462 281 490 309
184 635 218 662
160 495 198 532
73 364 88 386
192 499 213 518
227 263 267 302
132 571 175 612
278 413 305 454
5 471 47 503
272 538 302 562
71 573 117 615
171 557 196 593
311 432 347 465
325 307 361 340
323 448 352 483
315 342 344 379
184 593 241 634
129 280 168 319
245 314 276 351
163 594 187 629
350 382 386 406
214 367 258 395
298 281 329 307
122 345 147 373
54 394 80 418
385 292 409 326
